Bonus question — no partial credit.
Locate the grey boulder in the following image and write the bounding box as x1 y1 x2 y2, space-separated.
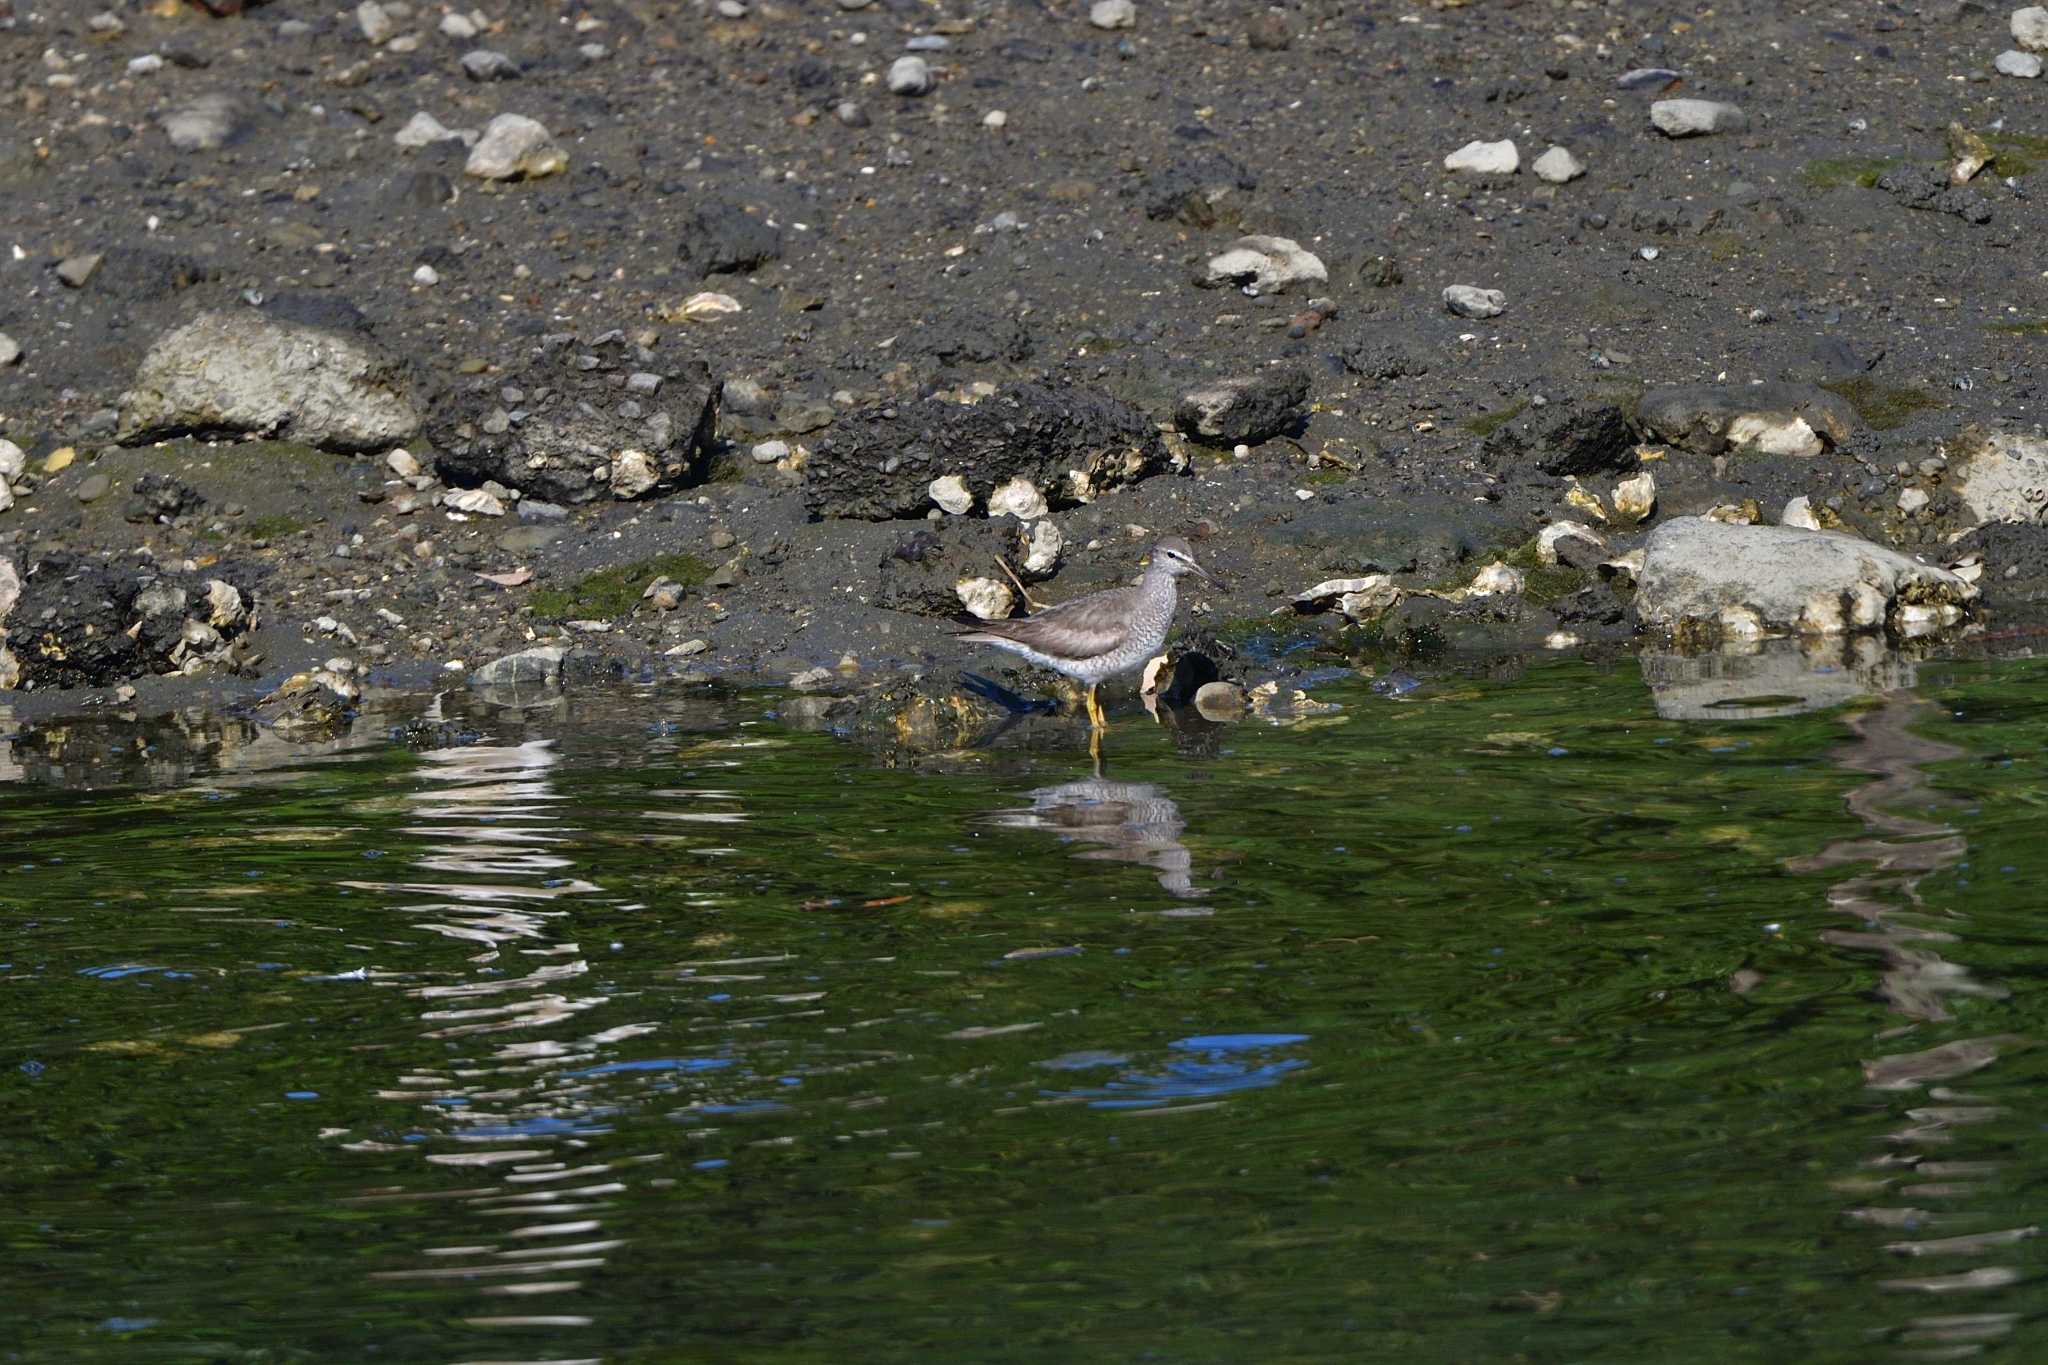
1174 366 1310 446
1636 517 1974 640
119 310 422 452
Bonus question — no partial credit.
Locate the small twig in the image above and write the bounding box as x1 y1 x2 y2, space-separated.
992 554 1049 611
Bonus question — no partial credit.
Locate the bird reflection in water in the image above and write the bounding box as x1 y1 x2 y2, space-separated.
987 773 1201 898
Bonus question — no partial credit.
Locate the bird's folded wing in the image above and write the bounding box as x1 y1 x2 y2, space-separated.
973 591 1132 658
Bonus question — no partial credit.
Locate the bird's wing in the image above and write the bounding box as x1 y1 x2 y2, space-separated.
956 588 1135 659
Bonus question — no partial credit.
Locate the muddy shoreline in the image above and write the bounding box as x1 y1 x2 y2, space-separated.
2 0 2046 726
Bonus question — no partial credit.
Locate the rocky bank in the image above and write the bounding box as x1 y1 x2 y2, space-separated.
1 0 2046 733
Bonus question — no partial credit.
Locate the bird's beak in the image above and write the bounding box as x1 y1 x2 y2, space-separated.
1192 560 1224 590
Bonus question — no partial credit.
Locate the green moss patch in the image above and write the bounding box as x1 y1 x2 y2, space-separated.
1800 156 1898 189
1820 377 1945 431
1460 401 1527 439
529 554 710 621
1989 318 2048 337
1985 132 2048 177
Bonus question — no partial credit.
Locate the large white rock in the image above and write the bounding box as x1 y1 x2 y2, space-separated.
1651 99 1748 137
1444 139 1519 174
1996 49 2043 77
1636 518 1973 637
395 111 476 149
1612 471 1657 524
1023 519 1064 576
887 55 932 96
1952 428 2048 524
2014 6 2048 51
118 310 422 453
609 449 659 500
1202 235 1327 294
0 555 18 623
0 438 23 483
465 114 567 181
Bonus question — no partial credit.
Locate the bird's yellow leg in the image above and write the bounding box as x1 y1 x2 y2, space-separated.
1086 683 1107 730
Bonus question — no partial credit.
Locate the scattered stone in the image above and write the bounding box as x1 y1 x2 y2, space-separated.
2016 7 2048 51
1294 575 1401 621
429 336 720 505
1443 285 1506 319
1951 428 2048 524
888 56 933 96
1780 496 1823 530
1443 139 1519 175
1636 383 1856 457
643 577 686 611
929 474 974 515
0 334 19 367
676 200 783 276
1023 519 1064 576
0 440 22 483
751 439 790 465
118 311 422 453
1537 521 1607 569
464 114 567 181
834 100 871 128
987 477 1050 522
471 645 568 689
1877 165 1994 224
1636 518 1974 640
1089 0 1136 30
1247 12 1291 51
161 94 241 151
1612 471 1657 524
957 576 1015 620
1650 99 1747 137
804 384 1170 521
0 557 18 622
74 473 111 504
461 49 521 81
412 264 439 286
1898 487 1930 516
446 487 507 516
983 109 1008 129
258 668 360 735
676 292 743 321
441 12 479 38
55 254 102 289
1194 681 1248 720
1466 562 1524 597
356 1 395 45
610 449 659 499
125 472 205 524
1997 49 2043 77
1617 67 1685 91
1174 366 1310 445
1532 146 1586 183
1201 235 1327 294
395 110 474 149
1565 481 1609 522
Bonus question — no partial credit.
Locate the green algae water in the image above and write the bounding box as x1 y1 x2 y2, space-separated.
6 651 2048 1363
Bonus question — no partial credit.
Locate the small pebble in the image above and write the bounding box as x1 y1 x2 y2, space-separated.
887 56 932 96
1090 0 1136 30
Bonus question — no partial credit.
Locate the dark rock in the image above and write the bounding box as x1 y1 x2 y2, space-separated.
802 383 1174 521
677 200 783 276
874 520 1021 616
125 473 206 524
1140 152 1257 227
9 554 255 689
428 336 720 504
1876 166 1993 224
1246 12 1292 50
1480 400 1635 478
1338 333 1434 381
1174 366 1310 445
912 314 1034 366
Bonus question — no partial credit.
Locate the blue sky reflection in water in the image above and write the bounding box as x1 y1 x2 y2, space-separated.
3 651 2048 1362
